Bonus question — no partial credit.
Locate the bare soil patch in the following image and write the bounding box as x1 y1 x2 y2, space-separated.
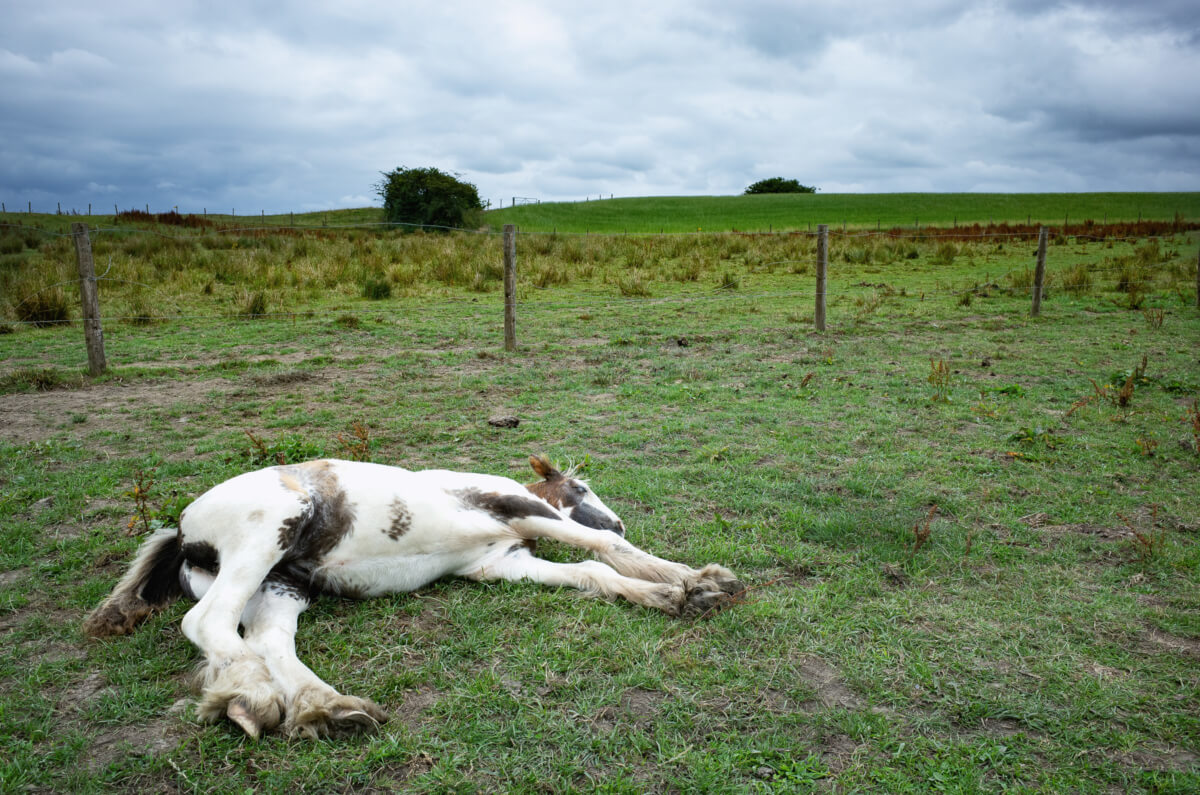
1142 627 1200 660
0 378 235 445
794 655 864 710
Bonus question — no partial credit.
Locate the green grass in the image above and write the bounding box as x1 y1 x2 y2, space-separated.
1 222 1198 792
487 192 1200 233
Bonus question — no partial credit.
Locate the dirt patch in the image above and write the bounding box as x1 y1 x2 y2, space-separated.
391 684 441 728
1111 745 1199 773
1038 523 1133 541
60 672 112 709
0 378 235 445
794 656 863 710
590 687 666 733
0 567 29 588
1142 627 1200 660
820 732 863 774
86 717 187 774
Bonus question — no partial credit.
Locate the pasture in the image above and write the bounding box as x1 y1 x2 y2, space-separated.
1 215 1199 792
486 192 1200 234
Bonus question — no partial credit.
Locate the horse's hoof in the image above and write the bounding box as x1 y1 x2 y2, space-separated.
227 698 264 739
682 587 732 619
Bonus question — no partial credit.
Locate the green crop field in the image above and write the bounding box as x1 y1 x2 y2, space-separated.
1 215 1199 792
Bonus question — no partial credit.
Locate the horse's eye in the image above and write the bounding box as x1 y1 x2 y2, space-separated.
573 484 587 495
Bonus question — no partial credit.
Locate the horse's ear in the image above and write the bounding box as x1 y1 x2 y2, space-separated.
529 455 562 481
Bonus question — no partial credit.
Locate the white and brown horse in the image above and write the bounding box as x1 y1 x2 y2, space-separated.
84 456 741 739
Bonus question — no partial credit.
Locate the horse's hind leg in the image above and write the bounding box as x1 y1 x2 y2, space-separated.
240 579 387 739
179 493 303 737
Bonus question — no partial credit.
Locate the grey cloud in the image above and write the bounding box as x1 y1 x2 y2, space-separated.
1 0 1197 213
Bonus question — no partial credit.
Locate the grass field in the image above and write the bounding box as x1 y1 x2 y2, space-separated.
5 191 1199 237
485 193 1200 234
1 217 1199 792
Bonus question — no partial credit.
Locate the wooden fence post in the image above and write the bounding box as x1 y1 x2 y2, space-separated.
1031 226 1048 316
503 224 517 351
1195 246 1199 310
815 224 828 332
71 223 107 375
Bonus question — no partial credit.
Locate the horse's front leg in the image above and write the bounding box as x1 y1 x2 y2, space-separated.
462 545 694 616
509 517 743 614
240 578 387 739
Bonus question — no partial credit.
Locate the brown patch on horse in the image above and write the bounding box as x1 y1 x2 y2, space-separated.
456 489 561 522
274 461 357 560
384 497 412 540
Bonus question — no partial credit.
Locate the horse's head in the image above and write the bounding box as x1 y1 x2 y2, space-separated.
524 455 625 536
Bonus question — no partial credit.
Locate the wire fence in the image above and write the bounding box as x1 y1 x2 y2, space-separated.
2 220 1198 372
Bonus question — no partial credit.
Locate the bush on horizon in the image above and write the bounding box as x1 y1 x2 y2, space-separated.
376 166 484 230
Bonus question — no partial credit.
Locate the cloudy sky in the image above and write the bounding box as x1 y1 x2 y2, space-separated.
2 1 1198 214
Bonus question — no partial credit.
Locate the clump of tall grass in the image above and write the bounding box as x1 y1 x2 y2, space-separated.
932 242 959 265
615 270 651 297
15 287 72 326
1060 263 1093 294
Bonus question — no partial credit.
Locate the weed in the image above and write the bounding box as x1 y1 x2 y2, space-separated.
854 290 886 319
933 242 959 265
1142 307 1164 329
1121 508 1166 565
927 359 952 402
335 314 361 329
1185 397 1200 456
335 421 372 462
243 429 325 466
1134 436 1159 457
125 469 155 536
971 391 998 419
904 505 937 564
990 383 1026 398
1009 426 1065 450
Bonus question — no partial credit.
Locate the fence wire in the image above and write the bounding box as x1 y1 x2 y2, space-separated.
2 220 1197 333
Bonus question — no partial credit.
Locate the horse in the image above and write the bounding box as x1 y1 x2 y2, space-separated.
84 455 742 739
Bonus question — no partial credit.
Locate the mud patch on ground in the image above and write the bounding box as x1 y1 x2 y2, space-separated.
1142 627 1200 660
391 684 441 728
0 378 235 445
819 732 864 774
86 717 187 774
794 656 863 710
0 567 29 588
1110 745 1199 773
590 687 666 733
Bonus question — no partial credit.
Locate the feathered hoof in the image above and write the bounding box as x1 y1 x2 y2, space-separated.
681 586 733 619
195 657 284 739
283 687 388 739
645 583 687 617
694 564 744 596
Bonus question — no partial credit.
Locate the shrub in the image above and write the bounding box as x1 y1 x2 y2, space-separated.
376 166 483 230
744 177 816 194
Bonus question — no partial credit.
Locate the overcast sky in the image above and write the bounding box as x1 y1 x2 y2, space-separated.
2 1 1198 214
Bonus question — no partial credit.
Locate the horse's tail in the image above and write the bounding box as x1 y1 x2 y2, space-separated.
83 527 185 638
